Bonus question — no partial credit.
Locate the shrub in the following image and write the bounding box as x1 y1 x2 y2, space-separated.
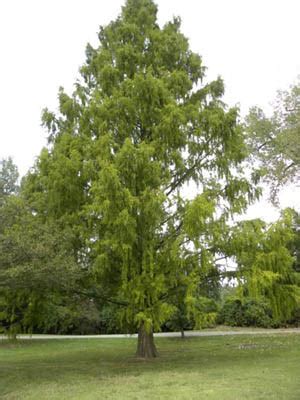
218 298 273 328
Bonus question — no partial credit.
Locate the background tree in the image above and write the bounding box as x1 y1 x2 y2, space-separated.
0 159 91 336
288 209 300 273
0 193 82 336
0 157 19 201
224 210 299 324
163 263 220 337
22 0 259 357
245 79 300 203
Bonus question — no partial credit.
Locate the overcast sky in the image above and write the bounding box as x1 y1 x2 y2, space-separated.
0 0 299 220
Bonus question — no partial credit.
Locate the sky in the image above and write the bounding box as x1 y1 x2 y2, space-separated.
0 0 299 221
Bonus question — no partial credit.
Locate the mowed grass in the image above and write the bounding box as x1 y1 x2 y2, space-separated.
1 334 299 400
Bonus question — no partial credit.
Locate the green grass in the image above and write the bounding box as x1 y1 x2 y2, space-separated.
1 334 299 399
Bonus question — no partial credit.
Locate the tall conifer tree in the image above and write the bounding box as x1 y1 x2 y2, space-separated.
25 0 258 357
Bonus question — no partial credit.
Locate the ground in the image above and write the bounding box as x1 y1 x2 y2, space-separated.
1 333 299 399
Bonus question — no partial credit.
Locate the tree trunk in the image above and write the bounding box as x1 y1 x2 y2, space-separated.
136 322 158 358
180 328 185 339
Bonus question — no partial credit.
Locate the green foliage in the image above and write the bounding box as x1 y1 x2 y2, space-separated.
218 298 273 328
217 298 244 327
163 257 221 333
289 306 300 326
245 79 300 202
0 157 19 200
3 1 263 345
0 193 83 335
225 210 299 323
287 208 300 273
2 2 299 341
97 304 124 334
21 0 257 340
192 296 219 329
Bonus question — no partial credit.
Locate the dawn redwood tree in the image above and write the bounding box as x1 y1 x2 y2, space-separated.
25 0 259 357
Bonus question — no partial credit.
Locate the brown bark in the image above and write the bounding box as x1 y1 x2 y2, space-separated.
136 322 158 358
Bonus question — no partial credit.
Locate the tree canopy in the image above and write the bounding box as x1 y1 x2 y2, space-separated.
246 79 300 203
0 157 19 200
224 210 299 323
0 157 82 336
18 0 263 357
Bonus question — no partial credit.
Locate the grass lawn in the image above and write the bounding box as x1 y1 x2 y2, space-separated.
0 334 299 400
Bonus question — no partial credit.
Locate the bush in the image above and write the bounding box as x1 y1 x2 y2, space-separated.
217 298 244 326
217 298 273 328
242 300 273 327
288 307 300 327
